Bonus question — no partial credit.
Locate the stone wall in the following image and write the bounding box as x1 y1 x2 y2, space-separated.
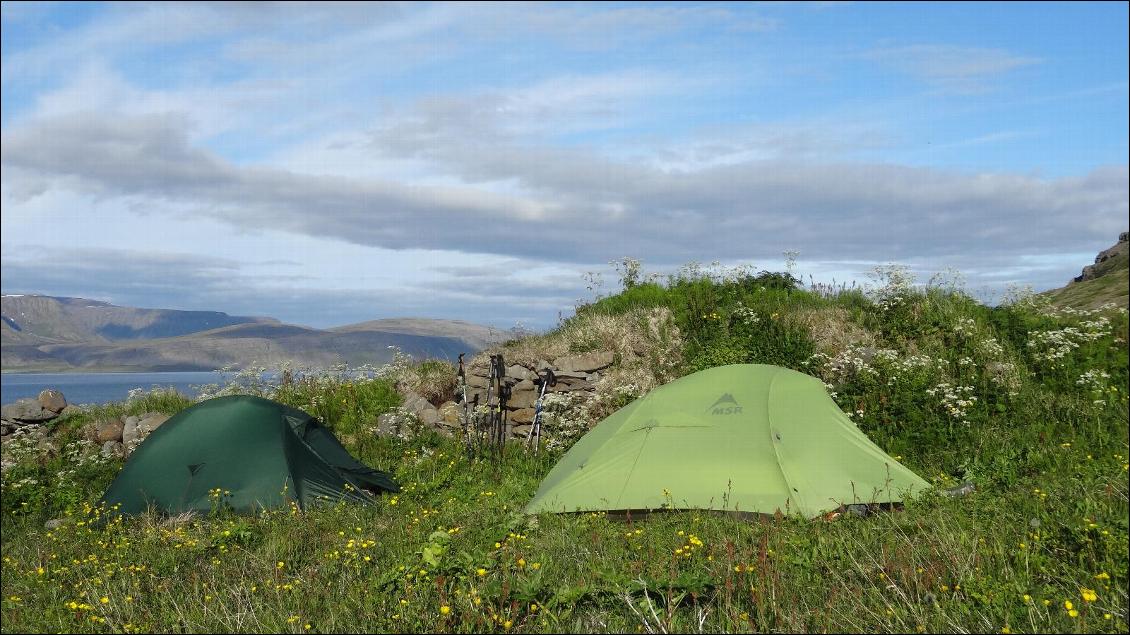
388 350 614 440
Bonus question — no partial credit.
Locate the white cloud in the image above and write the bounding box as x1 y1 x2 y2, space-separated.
864 44 1041 92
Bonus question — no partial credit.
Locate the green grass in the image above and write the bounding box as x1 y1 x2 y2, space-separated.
2 270 1127 634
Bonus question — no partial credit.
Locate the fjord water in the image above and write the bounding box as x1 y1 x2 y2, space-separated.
0 372 229 405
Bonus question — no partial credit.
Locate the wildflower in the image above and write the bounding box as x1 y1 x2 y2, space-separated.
1064 600 1074 611
477 568 487 576
440 605 451 615
1094 572 1110 580
1081 588 1097 602
1022 594 1031 603
100 597 109 604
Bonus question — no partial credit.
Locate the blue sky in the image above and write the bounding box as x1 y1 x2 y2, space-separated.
2 2 1127 328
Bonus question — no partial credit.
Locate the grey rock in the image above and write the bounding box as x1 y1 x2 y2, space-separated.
101 440 123 457
554 351 614 373
376 413 397 436
1 421 16 436
138 413 169 431
513 379 536 391
37 389 67 413
1 399 56 423
552 378 594 392
122 417 140 446
45 518 66 530
507 365 536 381
418 407 439 427
942 481 976 497
466 374 489 389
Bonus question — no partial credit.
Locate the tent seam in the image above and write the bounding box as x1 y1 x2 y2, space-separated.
764 368 801 516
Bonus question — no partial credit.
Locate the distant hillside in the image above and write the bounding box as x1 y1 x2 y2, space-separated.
1 296 506 372
330 318 507 352
0 295 271 345
1042 232 1129 309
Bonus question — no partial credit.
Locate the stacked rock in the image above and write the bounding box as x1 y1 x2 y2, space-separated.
463 350 614 440
85 412 171 457
1 389 77 437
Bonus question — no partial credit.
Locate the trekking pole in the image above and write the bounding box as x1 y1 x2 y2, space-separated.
481 355 497 459
528 368 556 454
498 382 511 460
492 354 506 460
458 353 472 457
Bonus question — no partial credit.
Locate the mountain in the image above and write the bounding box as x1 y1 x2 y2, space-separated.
329 318 507 352
1 295 272 345
1042 232 1129 310
1 296 506 372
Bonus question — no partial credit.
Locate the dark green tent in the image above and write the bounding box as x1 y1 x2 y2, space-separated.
101 395 398 515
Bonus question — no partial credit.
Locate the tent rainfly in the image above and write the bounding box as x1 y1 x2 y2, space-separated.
525 364 929 518
100 395 398 515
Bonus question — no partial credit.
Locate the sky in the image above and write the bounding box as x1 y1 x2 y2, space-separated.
1 1 1127 329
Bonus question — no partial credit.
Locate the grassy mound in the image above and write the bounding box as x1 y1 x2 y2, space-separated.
2 266 1127 634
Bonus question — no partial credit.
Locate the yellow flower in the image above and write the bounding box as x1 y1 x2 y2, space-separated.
276 561 285 569
477 568 487 576
1022 594 1031 603
440 605 451 615
1081 588 1097 602
1064 600 1074 611
1094 572 1110 580
517 558 526 567
1068 609 1079 618
99 597 109 604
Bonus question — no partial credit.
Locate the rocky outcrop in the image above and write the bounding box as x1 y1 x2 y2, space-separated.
77 410 170 456
1 389 78 437
1074 232 1128 283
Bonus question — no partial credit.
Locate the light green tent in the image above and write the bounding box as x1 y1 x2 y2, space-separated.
526 364 929 518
